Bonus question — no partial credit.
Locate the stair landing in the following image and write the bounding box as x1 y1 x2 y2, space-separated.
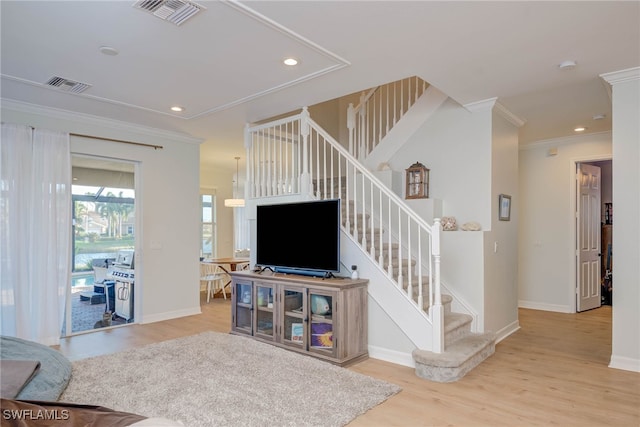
412 332 495 382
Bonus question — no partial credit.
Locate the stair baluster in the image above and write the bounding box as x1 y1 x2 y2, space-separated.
348 76 429 161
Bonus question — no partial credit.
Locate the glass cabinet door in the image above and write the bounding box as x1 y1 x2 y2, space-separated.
308 291 335 356
233 281 253 334
254 283 274 340
281 287 306 348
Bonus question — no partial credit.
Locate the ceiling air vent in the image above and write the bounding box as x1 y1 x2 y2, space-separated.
133 0 205 26
45 76 92 94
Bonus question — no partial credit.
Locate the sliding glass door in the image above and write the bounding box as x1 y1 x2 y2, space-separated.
64 155 136 336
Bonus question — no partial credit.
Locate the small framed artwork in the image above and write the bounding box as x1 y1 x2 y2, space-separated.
499 194 511 221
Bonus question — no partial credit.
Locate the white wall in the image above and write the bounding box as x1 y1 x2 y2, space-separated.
484 110 520 338
518 132 612 312
1 100 203 324
440 232 484 329
604 69 640 372
390 98 492 228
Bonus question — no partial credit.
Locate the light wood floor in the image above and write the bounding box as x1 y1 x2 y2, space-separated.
56 297 639 426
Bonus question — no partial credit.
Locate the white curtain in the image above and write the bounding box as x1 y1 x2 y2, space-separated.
0 123 71 345
233 207 250 253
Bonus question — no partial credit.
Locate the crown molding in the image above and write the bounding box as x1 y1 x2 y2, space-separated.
462 97 525 127
494 101 526 127
463 97 497 112
519 130 612 151
600 67 640 85
1 98 203 145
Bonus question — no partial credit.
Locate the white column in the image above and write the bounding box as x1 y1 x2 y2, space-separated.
601 67 640 372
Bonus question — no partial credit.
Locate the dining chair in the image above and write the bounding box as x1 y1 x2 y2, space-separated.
199 262 227 303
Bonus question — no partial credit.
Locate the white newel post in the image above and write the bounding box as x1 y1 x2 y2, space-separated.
431 218 444 353
300 107 311 196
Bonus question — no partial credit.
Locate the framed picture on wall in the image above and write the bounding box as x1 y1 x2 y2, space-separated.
499 194 511 221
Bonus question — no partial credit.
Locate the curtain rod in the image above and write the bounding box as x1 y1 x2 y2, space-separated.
4 124 165 150
70 133 164 150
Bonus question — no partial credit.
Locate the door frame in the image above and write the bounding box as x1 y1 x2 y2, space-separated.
65 154 141 336
569 154 612 313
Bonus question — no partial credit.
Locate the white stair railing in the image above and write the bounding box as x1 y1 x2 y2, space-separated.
246 107 444 353
348 76 429 161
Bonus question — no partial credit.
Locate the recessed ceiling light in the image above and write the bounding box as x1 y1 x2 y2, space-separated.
592 114 606 120
574 126 586 132
99 46 119 56
171 106 184 112
558 60 577 70
283 57 298 66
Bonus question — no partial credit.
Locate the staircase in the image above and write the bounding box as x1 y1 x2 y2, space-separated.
331 176 495 382
244 76 495 382
413 292 495 382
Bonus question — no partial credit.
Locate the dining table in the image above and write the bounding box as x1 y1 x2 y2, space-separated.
204 257 250 295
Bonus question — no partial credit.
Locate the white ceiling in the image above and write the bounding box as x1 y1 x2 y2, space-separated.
2 1 639 172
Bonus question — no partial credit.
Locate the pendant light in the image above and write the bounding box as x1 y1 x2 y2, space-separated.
224 157 245 207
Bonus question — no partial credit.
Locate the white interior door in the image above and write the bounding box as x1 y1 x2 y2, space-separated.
576 163 601 312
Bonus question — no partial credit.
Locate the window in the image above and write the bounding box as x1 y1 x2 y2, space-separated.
201 190 217 258
72 181 135 271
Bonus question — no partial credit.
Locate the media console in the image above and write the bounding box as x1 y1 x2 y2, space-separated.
230 270 368 366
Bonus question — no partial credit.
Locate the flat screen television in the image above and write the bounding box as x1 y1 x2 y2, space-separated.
256 199 341 277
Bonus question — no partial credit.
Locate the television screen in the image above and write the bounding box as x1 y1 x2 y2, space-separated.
256 199 341 276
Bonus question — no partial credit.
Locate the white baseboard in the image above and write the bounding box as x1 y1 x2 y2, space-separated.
609 355 640 372
140 307 202 324
494 320 520 344
368 345 415 368
518 300 572 313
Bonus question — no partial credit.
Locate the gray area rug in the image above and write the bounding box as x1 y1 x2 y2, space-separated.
60 331 401 427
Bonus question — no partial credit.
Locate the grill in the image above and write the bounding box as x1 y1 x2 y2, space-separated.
106 249 135 321
107 249 134 282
